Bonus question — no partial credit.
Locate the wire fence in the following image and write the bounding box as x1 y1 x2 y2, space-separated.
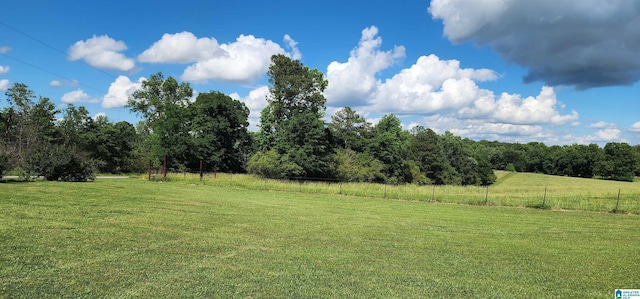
147 169 640 215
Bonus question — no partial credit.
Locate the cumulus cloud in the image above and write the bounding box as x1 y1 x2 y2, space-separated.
587 121 616 129
93 112 108 121
0 65 9 75
61 89 99 104
0 79 9 91
0 47 10 54
411 114 549 142
283 34 302 60
629 122 640 133
322 26 578 144
230 86 270 130
138 31 224 63
429 0 640 89
594 128 621 140
324 26 406 106
50 79 79 87
373 54 496 114
68 35 136 72
370 55 576 126
322 26 602 145
180 34 288 84
102 76 144 108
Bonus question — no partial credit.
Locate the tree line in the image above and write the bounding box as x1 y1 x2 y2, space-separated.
1 55 638 182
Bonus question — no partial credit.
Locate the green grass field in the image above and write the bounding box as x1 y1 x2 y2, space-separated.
162 171 640 214
1 177 639 298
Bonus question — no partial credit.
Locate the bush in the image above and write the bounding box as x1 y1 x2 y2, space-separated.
246 150 303 179
25 143 97 182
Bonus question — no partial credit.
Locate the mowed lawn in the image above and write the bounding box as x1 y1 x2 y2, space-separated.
1 179 639 298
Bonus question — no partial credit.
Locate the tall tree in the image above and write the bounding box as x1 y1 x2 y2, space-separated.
596 142 637 182
191 91 251 172
3 83 36 164
329 106 372 151
127 72 194 168
252 54 332 178
368 114 411 183
409 126 456 185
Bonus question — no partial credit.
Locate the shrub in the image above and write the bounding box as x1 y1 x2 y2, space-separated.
25 143 97 182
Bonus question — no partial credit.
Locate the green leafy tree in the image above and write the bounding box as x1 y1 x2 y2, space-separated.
409 126 455 185
84 116 139 173
596 142 638 182
191 91 251 172
127 72 194 169
252 54 332 178
2 83 36 166
329 106 373 152
368 114 411 183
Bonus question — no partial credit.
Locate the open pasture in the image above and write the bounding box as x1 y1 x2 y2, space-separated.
169 171 640 214
1 178 639 298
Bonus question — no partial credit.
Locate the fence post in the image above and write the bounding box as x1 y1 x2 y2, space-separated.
431 184 435 202
299 180 302 192
339 182 342 195
485 185 489 205
230 172 233 186
148 160 152 181
264 177 267 190
163 155 167 181
199 160 203 182
615 189 621 213
543 187 547 207
384 183 387 199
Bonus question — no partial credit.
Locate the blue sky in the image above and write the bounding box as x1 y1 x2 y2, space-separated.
1 0 639 145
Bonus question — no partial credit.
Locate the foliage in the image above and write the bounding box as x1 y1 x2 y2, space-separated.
329 106 372 151
128 72 194 169
254 54 332 178
191 91 251 172
246 149 303 179
368 114 412 183
24 143 96 181
333 148 385 183
596 142 638 181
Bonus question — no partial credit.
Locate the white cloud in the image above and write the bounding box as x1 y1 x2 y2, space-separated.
429 0 640 88
594 128 621 140
490 87 578 125
0 65 9 75
102 76 144 108
320 26 580 144
630 122 640 133
369 55 576 126
0 79 9 91
0 47 10 54
61 89 98 104
180 34 287 84
93 112 108 120
373 54 496 115
230 86 270 130
138 31 224 63
68 35 136 72
587 121 616 129
50 79 79 87
324 26 406 106
283 34 302 60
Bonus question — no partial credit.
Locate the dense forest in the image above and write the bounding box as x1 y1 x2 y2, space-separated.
1 55 639 183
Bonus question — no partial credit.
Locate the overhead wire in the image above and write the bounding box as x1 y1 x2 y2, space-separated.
0 21 124 95
0 52 107 95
